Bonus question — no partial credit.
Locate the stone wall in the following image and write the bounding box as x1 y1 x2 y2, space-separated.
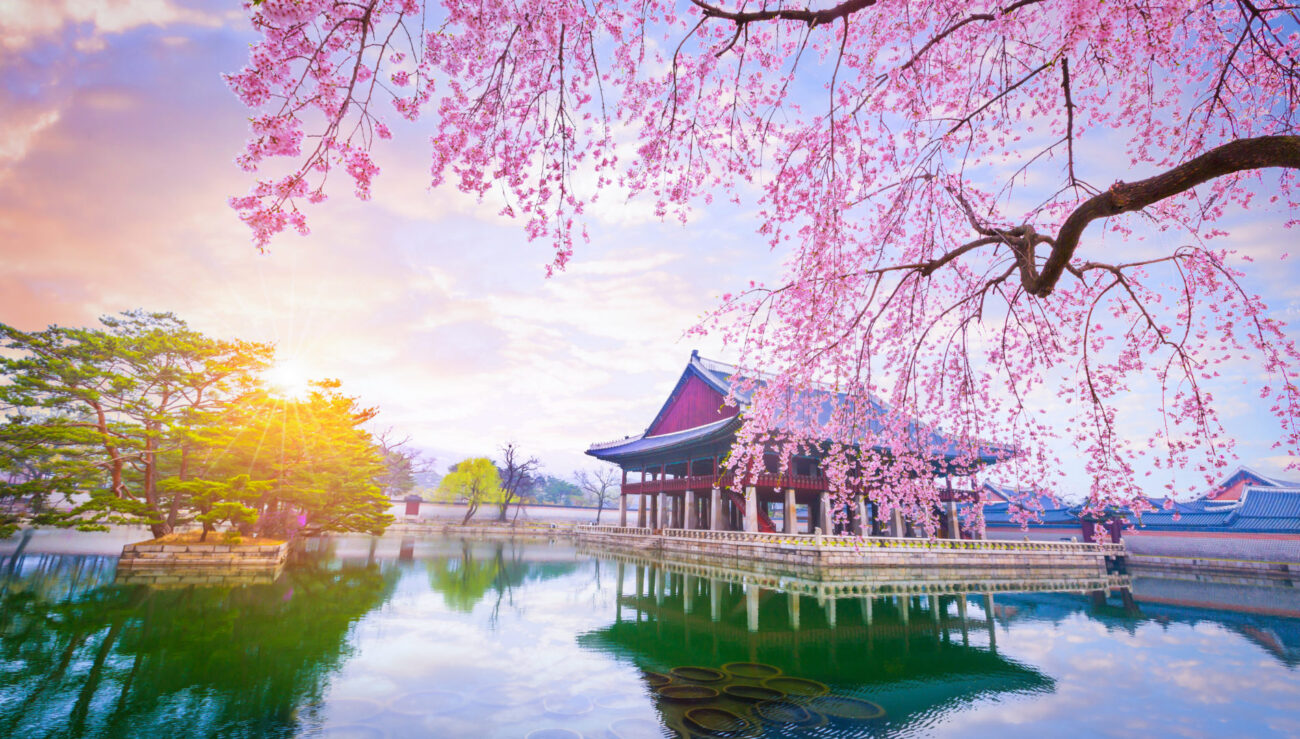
118 541 289 569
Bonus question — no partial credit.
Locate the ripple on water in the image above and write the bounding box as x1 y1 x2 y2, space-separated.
476 682 545 708
316 724 387 739
387 690 467 716
322 697 384 724
524 729 584 739
542 693 594 716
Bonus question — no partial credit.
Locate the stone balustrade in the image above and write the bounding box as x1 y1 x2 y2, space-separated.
574 523 1124 576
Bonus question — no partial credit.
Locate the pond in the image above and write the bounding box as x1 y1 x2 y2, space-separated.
1 531 1298 738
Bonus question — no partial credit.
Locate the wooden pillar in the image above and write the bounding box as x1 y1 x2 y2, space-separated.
638 468 647 528
820 492 833 535
710 487 723 531
744 486 759 533
784 488 796 534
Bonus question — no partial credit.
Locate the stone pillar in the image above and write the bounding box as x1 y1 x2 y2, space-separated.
635 564 644 597
684 490 696 529
616 561 625 622
858 499 870 537
826 596 837 628
930 595 941 621
784 488 796 534
746 584 760 632
637 493 647 528
788 592 801 630
710 487 723 531
862 596 873 625
661 493 672 529
891 508 906 538
984 593 996 649
744 486 759 533
654 567 664 606
710 578 722 622
684 574 695 613
946 501 961 539
619 493 628 527
820 492 833 535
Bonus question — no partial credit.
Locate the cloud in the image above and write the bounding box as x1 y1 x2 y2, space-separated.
0 109 61 169
0 0 229 51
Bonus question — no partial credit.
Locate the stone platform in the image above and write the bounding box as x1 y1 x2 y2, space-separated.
574 525 1126 583
118 539 289 570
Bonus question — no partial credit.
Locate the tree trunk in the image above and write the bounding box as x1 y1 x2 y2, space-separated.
462 501 477 525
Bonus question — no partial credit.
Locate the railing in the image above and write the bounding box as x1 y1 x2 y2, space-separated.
634 527 1126 556
578 524 655 536
619 475 980 502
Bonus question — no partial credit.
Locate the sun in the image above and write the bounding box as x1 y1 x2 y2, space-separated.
264 358 315 399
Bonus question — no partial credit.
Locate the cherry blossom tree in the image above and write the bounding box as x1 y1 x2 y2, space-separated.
226 0 1299 530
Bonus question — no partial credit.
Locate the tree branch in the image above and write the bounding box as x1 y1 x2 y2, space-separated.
1030 134 1300 296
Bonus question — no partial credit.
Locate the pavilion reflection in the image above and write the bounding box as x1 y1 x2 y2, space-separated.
578 551 1133 736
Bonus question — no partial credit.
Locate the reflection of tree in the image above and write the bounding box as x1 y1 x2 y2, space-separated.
426 539 579 620
0 551 399 738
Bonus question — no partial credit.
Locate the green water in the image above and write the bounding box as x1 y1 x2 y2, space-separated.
1 532 1298 738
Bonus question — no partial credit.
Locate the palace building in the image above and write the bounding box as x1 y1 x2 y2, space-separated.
585 351 1006 538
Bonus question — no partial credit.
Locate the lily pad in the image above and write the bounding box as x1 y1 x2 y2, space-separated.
721 662 782 680
722 684 783 703
657 684 720 702
670 666 727 683
806 694 886 720
761 676 829 698
684 707 754 736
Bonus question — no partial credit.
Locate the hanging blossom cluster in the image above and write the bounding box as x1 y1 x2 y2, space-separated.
228 0 1300 530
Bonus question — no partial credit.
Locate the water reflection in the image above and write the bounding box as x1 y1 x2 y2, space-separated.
0 535 1297 738
580 555 1095 736
0 547 399 738
427 538 580 616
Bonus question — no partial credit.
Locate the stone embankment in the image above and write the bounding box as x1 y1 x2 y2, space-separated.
573 525 1125 579
118 540 289 569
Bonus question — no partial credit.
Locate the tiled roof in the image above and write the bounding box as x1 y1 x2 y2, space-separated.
585 417 738 461
1134 486 1300 533
588 351 1009 465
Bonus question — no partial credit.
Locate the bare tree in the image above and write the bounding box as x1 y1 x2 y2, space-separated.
496 443 539 523
575 466 621 524
375 428 435 498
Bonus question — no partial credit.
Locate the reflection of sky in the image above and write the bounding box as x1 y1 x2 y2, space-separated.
952 614 1300 738
307 543 1300 738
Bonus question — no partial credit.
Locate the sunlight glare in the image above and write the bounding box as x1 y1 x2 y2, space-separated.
265 359 314 399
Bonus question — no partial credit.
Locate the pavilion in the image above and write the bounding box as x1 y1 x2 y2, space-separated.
585 351 1007 538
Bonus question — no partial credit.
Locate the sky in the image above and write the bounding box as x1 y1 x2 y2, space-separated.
1 0 1296 495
